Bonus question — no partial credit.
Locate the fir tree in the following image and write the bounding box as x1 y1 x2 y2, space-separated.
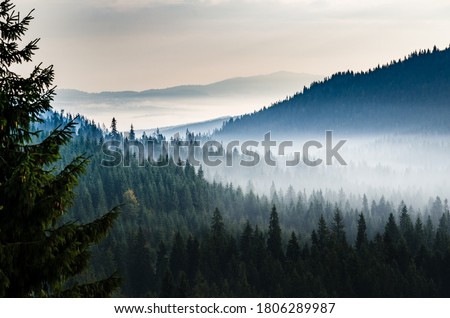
0 0 119 297
110 117 119 140
362 194 369 215
399 204 414 250
267 205 284 261
355 213 368 251
240 221 254 262
317 214 329 251
170 232 186 280
186 235 200 283
211 207 225 237
331 209 346 246
127 227 153 297
286 232 300 262
129 124 135 141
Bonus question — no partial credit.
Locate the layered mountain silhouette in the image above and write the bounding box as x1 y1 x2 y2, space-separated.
56 71 321 101
217 46 450 138
54 72 321 131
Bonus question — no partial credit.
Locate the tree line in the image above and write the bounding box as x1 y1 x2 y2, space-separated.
42 112 448 297
122 205 450 297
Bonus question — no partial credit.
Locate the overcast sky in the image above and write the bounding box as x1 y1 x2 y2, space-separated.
14 0 450 92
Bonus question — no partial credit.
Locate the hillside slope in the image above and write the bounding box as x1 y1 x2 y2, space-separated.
218 47 450 138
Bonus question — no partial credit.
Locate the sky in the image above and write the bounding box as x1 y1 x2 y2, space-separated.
13 0 450 92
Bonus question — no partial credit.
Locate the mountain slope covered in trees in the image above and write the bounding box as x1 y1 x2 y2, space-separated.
41 113 450 297
218 46 450 138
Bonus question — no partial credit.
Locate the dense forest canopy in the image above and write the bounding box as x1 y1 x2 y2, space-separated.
39 112 450 297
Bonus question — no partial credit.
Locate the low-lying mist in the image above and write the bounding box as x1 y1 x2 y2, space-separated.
199 132 450 210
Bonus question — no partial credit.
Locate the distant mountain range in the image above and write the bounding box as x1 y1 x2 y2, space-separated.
217 46 450 138
54 71 322 131
56 71 321 101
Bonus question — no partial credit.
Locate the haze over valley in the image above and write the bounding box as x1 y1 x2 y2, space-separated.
4 0 450 299
54 71 322 131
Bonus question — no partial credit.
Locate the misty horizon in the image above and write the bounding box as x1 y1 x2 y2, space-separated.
53 71 322 130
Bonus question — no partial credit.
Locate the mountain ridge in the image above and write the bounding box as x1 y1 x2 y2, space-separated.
53 71 323 131
56 71 322 100
217 46 450 138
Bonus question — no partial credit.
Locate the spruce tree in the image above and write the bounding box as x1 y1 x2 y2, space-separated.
286 232 300 262
331 209 346 246
0 0 119 297
185 235 200 282
267 205 284 261
399 204 414 250
317 214 329 251
127 227 153 297
129 124 135 141
169 231 186 280
110 117 119 140
355 213 368 251
240 221 253 262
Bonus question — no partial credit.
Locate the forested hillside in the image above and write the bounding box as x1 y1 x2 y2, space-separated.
218 47 450 137
43 112 450 297
3 0 450 300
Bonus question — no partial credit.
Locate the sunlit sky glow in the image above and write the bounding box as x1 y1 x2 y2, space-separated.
15 0 450 92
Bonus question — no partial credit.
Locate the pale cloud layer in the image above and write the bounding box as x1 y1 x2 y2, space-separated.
13 0 450 91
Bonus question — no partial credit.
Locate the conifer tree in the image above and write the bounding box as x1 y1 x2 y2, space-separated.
211 207 225 237
286 232 300 262
186 235 200 282
0 0 119 297
169 231 186 280
399 204 414 249
355 213 368 251
267 205 284 261
110 117 119 140
127 227 153 297
240 221 254 262
362 194 369 215
129 124 135 141
331 209 346 246
317 214 329 251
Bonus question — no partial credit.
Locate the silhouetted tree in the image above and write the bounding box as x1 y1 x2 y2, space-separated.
267 206 284 261
0 0 119 297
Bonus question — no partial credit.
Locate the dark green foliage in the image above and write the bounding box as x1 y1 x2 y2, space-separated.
267 205 284 261
185 235 200 283
355 213 368 251
155 241 168 291
399 204 415 251
331 209 346 246
141 205 448 297
127 227 153 297
169 232 186 281
0 0 118 297
30 112 450 297
286 232 300 262
240 221 254 262
159 270 174 298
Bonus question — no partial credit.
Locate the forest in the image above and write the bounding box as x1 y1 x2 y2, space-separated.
49 113 450 297
2 0 450 298
218 46 450 138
